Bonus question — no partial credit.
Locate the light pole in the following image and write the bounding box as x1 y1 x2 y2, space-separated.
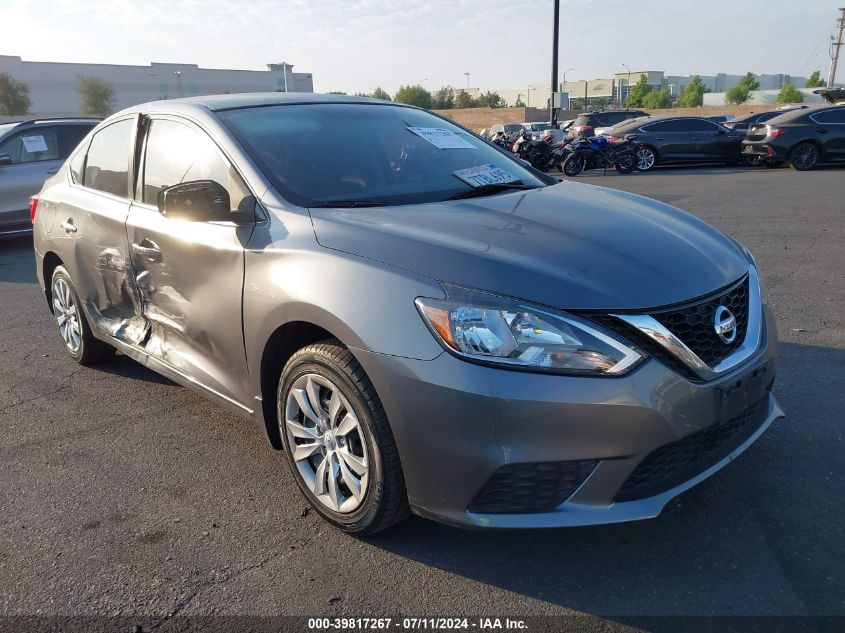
550 0 560 126
464 72 470 91
173 70 183 98
622 63 631 106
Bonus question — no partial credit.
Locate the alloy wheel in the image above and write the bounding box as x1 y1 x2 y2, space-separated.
636 148 656 171
284 373 369 513
52 277 81 353
792 144 818 170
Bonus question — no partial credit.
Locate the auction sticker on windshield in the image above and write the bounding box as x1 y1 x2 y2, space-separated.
453 164 518 187
407 127 476 149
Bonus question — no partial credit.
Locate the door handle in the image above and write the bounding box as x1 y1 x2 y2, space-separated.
131 239 162 262
690 137 701 140
60 219 77 234
655 137 665 140
817 128 828 134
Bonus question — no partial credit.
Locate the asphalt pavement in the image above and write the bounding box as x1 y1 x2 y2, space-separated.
0 165 843 631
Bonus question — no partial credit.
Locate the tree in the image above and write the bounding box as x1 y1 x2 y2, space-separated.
625 75 652 107
432 86 455 109
371 87 391 101
77 76 114 116
327 91 347 95
805 71 825 88
454 90 475 109
776 84 804 104
393 84 432 109
739 72 760 91
591 97 609 109
642 89 673 109
513 95 525 107
0 73 32 115
725 83 751 105
475 91 504 108
678 75 708 107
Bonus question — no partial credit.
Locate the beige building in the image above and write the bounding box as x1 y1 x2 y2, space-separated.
0 55 314 116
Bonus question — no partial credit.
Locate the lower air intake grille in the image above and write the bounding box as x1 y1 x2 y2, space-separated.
615 396 769 502
468 460 598 514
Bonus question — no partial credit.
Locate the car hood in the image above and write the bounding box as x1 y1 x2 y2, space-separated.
309 181 749 311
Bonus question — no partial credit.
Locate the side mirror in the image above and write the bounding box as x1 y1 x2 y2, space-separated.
157 180 250 224
718 128 727 135
0 154 12 167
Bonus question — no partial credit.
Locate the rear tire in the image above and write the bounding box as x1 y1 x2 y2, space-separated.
614 152 636 174
789 142 819 171
277 339 409 535
50 266 115 365
562 153 585 177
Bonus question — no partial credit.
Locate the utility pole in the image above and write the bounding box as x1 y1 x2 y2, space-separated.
550 0 560 126
829 7 845 87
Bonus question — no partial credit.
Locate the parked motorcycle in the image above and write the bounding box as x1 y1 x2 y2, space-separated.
512 130 560 172
561 135 637 177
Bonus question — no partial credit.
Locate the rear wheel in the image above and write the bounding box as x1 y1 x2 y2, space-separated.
635 146 657 171
562 153 585 177
789 142 819 171
614 152 636 174
278 339 409 535
50 266 115 365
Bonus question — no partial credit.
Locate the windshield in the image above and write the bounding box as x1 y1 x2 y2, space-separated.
218 104 546 207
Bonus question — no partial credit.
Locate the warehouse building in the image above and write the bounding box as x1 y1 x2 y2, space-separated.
0 56 313 116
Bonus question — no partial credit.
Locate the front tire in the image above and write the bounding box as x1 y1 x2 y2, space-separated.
789 142 819 171
277 339 409 535
562 153 585 177
50 266 115 365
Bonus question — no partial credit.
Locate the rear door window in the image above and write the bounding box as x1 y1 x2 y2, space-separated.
811 109 845 124
0 126 60 163
83 119 134 198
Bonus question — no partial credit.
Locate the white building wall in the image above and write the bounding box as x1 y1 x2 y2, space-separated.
0 56 313 115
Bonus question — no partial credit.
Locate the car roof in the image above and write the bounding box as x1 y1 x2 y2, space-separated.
765 104 841 124
143 92 381 112
729 111 778 123
0 117 101 126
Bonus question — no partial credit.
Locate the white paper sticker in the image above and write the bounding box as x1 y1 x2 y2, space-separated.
22 135 49 153
407 127 475 149
453 164 518 187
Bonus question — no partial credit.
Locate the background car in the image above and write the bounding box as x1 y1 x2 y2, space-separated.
569 110 649 138
488 123 525 138
742 104 845 170
814 87 845 105
723 111 784 133
0 118 99 237
609 115 745 171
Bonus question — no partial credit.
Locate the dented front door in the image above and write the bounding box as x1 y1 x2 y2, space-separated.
125 116 253 409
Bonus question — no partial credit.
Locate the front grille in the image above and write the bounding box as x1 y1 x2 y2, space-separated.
651 276 749 367
468 460 598 514
615 396 768 502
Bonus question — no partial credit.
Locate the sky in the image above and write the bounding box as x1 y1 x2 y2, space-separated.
0 0 841 94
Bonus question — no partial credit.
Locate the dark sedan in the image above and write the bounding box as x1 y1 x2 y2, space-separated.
608 116 745 171
742 105 845 170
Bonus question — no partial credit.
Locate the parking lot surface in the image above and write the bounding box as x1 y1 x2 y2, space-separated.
1 166 843 628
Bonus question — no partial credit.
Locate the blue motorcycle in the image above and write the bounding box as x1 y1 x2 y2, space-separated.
561 135 637 177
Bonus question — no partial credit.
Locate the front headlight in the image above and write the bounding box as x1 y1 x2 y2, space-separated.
415 286 643 376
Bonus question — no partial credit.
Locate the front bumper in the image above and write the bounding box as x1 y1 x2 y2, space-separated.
353 306 782 529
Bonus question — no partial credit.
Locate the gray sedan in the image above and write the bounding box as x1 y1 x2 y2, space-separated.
32 94 782 534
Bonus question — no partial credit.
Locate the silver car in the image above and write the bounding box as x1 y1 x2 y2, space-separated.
33 94 783 534
0 118 99 236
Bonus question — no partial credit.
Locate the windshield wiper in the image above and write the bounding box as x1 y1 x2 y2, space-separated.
447 181 534 201
309 200 386 208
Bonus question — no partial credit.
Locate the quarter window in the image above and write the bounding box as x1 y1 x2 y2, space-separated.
141 119 249 212
811 109 845 124
84 119 134 198
0 126 60 163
